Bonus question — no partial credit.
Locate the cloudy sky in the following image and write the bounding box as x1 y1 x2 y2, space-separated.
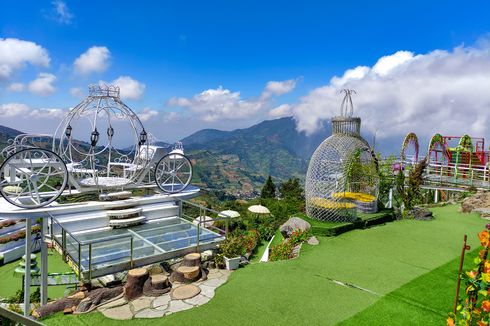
1 0 490 149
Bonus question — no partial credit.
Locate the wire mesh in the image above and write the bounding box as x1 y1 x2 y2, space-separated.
305 117 379 222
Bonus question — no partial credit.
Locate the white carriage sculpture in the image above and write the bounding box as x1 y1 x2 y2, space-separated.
0 85 193 209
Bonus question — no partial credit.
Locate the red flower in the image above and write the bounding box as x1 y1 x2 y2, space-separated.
482 300 490 312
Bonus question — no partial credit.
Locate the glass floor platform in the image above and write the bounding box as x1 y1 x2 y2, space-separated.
53 218 224 278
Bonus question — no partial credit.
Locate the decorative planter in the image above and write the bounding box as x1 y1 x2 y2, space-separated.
224 256 240 270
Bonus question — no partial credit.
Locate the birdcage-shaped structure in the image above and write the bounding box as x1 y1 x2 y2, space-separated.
305 90 379 222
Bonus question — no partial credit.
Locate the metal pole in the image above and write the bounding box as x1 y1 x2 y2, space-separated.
454 235 470 314
78 243 82 280
88 244 92 281
24 218 32 316
130 237 134 268
61 229 66 260
40 218 48 305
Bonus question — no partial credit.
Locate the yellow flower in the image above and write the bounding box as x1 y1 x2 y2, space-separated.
446 317 455 326
479 230 490 247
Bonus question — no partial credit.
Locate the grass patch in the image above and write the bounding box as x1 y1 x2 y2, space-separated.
340 250 479 325
0 249 73 300
43 204 485 325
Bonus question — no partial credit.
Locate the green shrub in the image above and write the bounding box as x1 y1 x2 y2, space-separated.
288 229 309 246
220 236 247 258
269 241 293 261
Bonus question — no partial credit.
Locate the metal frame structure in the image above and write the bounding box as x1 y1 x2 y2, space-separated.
305 90 379 222
0 85 193 209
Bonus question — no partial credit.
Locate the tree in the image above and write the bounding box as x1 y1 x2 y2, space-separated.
279 177 304 200
261 175 276 199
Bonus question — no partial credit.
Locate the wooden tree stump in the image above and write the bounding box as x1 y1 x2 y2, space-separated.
181 253 201 267
124 268 149 300
33 297 83 319
171 265 200 283
151 274 169 289
143 274 171 296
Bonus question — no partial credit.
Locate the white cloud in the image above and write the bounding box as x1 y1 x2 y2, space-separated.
28 73 57 96
162 111 180 122
74 46 110 75
70 87 83 97
108 76 145 100
290 42 490 141
0 38 50 80
0 103 30 117
51 0 74 24
30 108 65 118
7 82 24 92
169 78 298 122
269 104 292 118
262 79 298 97
138 108 159 122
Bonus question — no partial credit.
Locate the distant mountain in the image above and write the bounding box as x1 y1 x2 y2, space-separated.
183 117 332 198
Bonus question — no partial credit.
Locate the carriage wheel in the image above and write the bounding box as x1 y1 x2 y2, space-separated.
0 148 68 209
154 153 193 193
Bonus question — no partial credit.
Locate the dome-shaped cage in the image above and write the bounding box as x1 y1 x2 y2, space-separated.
305 90 379 222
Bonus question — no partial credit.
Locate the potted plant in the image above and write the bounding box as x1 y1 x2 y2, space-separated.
220 236 246 270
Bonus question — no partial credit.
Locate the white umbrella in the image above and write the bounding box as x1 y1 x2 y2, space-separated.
193 215 214 227
218 210 241 218
247 205 271 215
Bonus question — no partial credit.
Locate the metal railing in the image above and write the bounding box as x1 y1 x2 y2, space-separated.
179 199 233 251
0 305 44 326
48 213 134 280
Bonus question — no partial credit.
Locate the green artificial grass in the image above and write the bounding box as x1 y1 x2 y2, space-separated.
269 228 284 247
43 204 485 325
340 250 479 325
0 249 73 300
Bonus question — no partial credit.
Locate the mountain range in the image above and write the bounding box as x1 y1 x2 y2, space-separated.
0 117 383 198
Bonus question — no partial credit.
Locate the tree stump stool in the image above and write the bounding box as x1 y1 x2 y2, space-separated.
171 265 201 283
181 253 202 267
124 268 149 300
151 274 169 289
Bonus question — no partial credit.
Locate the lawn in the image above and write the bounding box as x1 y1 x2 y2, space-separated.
0 249 73 300
43 204 485 325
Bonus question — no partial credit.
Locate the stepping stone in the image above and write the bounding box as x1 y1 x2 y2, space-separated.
307 236 319 245
184 294 210 306
206 270 223 280
202 278 226 288
171 285 201 300
131 296 154 312
98 297 127 311
152 294 171 308
102 304 133 320
167 300 193 313
199 285 216 299
134 308 165 319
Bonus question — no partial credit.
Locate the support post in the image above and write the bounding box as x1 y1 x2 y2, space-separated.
61 229 66 260
88 244 92 281
40 218 48 306
434 189 439 203
388 188 393 209
130 237 134 268
454 235 471 314
24 218 32 316
78 243 82 280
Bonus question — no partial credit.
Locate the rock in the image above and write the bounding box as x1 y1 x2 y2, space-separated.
184 294 210 306
147 265 164 275
131 296 154 312
410 207 434 221
461 191 490 213
167 300 193 313
280 217 311 238
170 285 201 300
134 308 165 318
152 294 171 308
201 250 213 262
198 285 215 299
307 236 319 245
101 304 133 320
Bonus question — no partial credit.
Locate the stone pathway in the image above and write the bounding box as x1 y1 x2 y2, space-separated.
98 268 232 320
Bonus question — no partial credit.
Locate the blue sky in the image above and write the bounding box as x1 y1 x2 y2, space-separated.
1 0 490 145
